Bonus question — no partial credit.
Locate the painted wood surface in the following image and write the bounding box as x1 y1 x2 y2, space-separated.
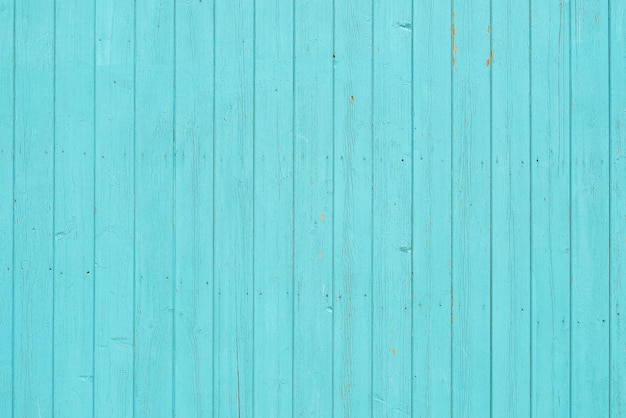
1 0 623 416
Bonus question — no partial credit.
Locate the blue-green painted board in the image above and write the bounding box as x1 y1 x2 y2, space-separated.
2 0 625 416
54 0 95 415
491 1 531 416
174 0 214 416
134 0 175 415
213 0 254 415
451 0 491 415
530 1 571 416
372 0 412 416
293 0 334 415
254 0 294 415
412 1 452 415
610 3 626 417
0 0 13 415
94 0 135 415
333 0 373 416
570 1 610 416
13 0 55 416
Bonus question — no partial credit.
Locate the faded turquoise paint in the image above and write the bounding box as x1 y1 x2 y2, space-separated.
1 0 624 417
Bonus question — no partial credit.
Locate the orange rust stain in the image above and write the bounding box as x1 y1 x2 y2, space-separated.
544 197 547 202
389 348 397 355
451 23 457 67
486 50 493 66
486 58 490 66
320 212 325 222
487 25 490 33
447 259 451 265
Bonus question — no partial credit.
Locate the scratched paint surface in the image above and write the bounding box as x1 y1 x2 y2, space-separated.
0 0 624 417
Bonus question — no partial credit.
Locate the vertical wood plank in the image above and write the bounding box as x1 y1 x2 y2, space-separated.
530 1 571 416
371 0 412 416
213 0 254 415
451 0 491 415
412 0 453 415
53 0 95 414
134 0 175 415
570 0 610 416
293 0 334 413
610 2 626 416
491 1 531 416
0 0 14 414
333 0 373 416
174 0 214 416
13 0 55 415
94 0 135 414
253 0 294 415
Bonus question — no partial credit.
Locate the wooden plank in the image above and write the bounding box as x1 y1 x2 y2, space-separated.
451 0 491 415
570 1 610 416
412 0 452 415
13 0 55 415
53 0 95 414
173 0 214 416
332 0 373 416
371 0 412 416
93 0 135 414
292 0 334 413
134 0 175 415
530 1 571 416
253 0 294 415
213 0 254 415
610 2 626 416
490 1 531 416
0 0 14 414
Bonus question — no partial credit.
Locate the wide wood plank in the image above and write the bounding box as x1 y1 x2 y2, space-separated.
54 0 95 414
0 0 14 414
134 0 175 415
451 0 491 415
13 0 55 415
213 0 254 415
570 1 610 416
412 0 453 415
93 0 135 415
333 0 373 416
491 1 531 416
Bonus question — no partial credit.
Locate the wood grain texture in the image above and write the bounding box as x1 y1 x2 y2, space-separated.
333 0 373 416
451 0 491 415
530 1 571 416
174 0 214 416
491 1 531 416
134 0 175 415
610 2 626 417
371 0 413 416
253 0 294 415
570 1 610 416
54 0 95 414
13 0 55 415
412 0 452 415
213 0 254 415
94 0 135 415
0 0 14 414
3 0 625 416
293 0 334 415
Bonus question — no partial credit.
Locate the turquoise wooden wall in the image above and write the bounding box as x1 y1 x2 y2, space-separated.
1 0 625 416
